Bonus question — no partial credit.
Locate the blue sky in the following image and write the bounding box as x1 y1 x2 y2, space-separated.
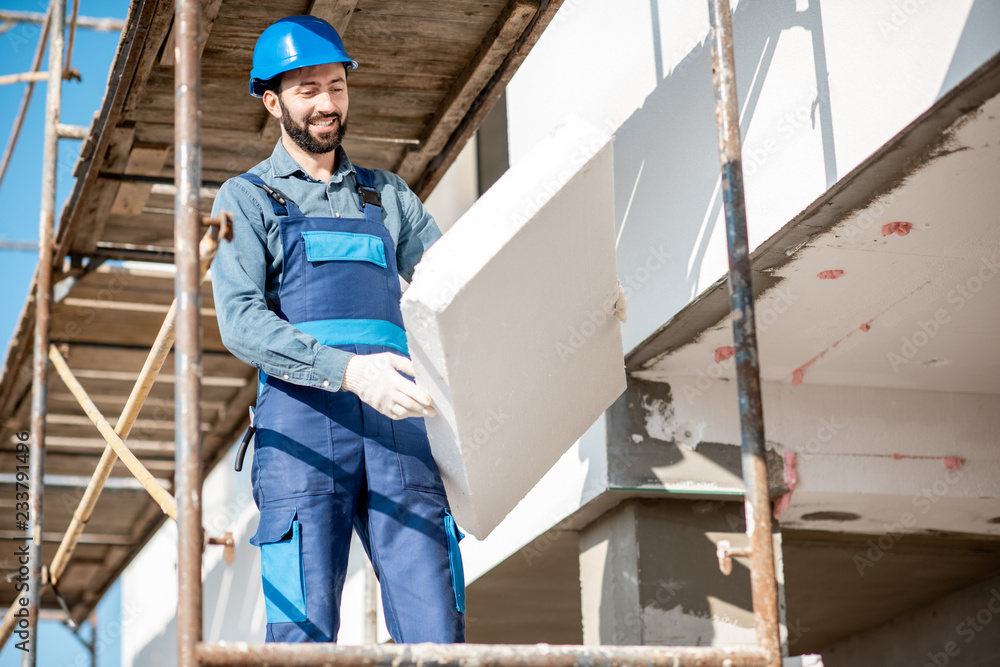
1 1 129 665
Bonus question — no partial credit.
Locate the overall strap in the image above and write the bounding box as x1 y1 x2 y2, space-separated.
354 166 383 227
236 173 304 217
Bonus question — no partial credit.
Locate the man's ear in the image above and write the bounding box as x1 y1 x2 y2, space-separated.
262 90 282 120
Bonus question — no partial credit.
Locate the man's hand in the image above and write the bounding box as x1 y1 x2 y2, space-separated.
614 280 628 323
342 352 437 420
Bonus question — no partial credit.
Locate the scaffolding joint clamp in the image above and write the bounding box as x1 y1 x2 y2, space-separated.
201 211 233 242
716 540 752 576
205 531 236 565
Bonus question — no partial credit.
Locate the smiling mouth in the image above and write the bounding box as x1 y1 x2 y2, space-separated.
309 117 338 131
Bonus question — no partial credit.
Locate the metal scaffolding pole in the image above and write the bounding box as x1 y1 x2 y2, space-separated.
174 0 204 663
25 0 64 664
198 644 770 666
0 9 126 32
0 3 51 189
707 1 782 665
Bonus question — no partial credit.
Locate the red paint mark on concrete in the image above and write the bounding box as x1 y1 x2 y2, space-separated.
790 281 931 386
943 456 965 470
715 346 735 363
773 452 799 520
881 221 913 237
792 353 825 386
817 269 844 279
772 494 792 519
887 453 965 469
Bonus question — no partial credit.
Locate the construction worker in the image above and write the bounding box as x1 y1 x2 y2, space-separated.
209 16 463 644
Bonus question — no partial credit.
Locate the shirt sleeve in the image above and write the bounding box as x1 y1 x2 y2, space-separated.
389 172 442 282
210 178 354 392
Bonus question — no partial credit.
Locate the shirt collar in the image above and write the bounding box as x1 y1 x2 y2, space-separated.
268 139 356 183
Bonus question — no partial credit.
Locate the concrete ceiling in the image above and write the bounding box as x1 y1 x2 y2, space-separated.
630 58 1000 397
783 530 1000 654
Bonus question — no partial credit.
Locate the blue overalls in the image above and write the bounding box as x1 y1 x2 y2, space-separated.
238 168 465 644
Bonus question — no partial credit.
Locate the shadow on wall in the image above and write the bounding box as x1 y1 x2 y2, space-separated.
129 511 265 666
937 0 1000 96
590 499 756 647
613 0 834 353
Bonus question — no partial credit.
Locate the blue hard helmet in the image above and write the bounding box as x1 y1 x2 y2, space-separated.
249 16 358 97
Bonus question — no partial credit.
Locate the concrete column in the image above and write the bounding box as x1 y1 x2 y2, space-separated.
579 498 785 648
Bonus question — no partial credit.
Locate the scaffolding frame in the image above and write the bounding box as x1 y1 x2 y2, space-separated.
2 0 783 665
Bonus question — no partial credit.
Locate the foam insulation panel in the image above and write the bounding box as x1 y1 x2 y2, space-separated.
401 117 626 538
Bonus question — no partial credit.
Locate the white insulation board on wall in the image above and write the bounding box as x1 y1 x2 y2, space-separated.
402 117 627 539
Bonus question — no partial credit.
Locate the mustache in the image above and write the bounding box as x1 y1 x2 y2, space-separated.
308 112 342 123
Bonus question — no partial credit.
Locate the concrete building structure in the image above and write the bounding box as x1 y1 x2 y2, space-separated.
118 1 1000 666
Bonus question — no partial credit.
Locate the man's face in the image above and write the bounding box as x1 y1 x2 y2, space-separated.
269 62 349 155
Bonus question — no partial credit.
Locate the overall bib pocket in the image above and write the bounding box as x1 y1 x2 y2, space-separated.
302 230 387 267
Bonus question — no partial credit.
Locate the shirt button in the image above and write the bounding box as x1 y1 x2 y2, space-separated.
323 380 330 387
335 211 341 218
283 374 289 380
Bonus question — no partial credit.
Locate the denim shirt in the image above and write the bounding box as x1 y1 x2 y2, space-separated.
210 140 442 393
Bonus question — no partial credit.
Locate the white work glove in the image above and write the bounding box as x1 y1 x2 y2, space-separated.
614 280 628 323
342 352 437 420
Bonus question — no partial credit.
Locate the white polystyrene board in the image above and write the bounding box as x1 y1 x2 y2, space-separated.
402 116 626 538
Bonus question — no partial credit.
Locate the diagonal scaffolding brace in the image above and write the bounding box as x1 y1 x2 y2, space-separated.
0 218 231 648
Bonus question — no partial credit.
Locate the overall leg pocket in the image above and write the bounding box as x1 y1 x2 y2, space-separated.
392 417 446 495
250 507 307 623
444 509 466 614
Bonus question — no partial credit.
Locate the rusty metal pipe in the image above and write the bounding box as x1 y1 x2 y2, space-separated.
0 9 126 31
64 0 81 78
0 72 50 86
175 0 204 663
707 1 782 665
0 3 51 191
25 0 65 663
56 123 90 140
197 643 770 667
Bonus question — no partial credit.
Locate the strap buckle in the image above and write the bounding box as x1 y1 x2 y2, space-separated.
357 185 381 208
260 182 288 207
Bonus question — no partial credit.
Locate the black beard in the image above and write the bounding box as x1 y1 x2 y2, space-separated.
278 96 348 155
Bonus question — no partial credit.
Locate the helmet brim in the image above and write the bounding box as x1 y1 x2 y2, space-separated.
249 55 358 98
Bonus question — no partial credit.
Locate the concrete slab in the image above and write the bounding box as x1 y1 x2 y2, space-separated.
402 117 626 538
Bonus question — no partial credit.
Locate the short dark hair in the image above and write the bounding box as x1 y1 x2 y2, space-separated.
264 73 283 95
